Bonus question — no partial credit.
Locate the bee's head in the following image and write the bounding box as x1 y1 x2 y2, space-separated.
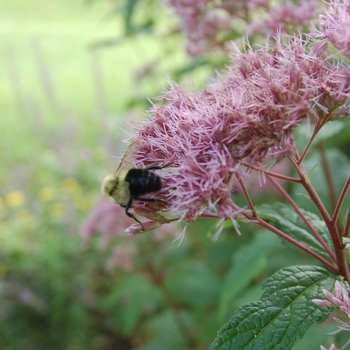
101 174 119 199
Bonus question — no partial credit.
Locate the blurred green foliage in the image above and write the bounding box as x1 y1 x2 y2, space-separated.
0 0 349 349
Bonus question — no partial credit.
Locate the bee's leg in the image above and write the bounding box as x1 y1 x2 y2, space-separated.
137 197 157 202
124 200 144 231
137 197 167 205
145 166 162 170
146 161 174 170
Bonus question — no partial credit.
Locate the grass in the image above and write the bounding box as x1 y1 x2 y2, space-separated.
0 0 190 265
0 0 136 247
0 0 179 193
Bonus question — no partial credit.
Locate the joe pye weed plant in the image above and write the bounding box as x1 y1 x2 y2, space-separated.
102 0 350 349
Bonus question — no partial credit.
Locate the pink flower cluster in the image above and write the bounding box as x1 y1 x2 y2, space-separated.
313 280 350 320
313 280 350 349
80 198 134 246
167 0 321 57
132 34 350 226
248 0 319 35
167 0 232 56
80 199 181 268
320 0 350 59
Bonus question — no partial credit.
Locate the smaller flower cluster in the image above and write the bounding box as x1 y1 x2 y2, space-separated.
167 0 232 56
313 280 350 321
167 0 321 57
320 0 350 59
313 280 350 350
80 198 133 246
248 0 319 35
81 198 181 267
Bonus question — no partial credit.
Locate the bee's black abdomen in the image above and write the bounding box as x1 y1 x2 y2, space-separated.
125 168 161 197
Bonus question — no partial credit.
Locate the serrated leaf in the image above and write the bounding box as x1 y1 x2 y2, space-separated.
218 231 281 322
302 211 332 247
210 266 337 350
257 203 332 261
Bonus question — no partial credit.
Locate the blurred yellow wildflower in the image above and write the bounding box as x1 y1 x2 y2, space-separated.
74 195 91 211
38 187 55 202
5 191 26 207
62 177 81 194
19 210 34 225
50 202 65 217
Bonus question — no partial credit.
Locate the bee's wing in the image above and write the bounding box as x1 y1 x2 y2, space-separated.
115 139 141 176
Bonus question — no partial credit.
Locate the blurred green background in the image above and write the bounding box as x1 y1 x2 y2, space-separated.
0 1 349 349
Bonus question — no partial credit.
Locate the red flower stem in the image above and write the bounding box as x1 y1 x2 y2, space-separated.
242 212 338 274
200 213 224 219
297 116 330 165
343 208 350 237
236 173 257 217
267 175 337 263
289 156 350 282
332 176 350 226
318 140 337 212
199 210 337 273
241 161 301 183
297 128 319 165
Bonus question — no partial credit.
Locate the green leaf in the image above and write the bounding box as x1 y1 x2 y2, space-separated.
166 262 221 309
102 275 161 335
136 310 187 350
297 120 345 141
342 237 350 263
291 149 350 217
257 203 332 261
124 0 139 34
210 266 337 350
218 231 281 322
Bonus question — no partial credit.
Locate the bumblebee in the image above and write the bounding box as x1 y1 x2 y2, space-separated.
101 140 162 228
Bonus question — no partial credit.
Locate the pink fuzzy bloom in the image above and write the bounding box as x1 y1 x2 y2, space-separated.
321 280 350 318
320 0 350 59
167 0 239 56
131 34 350 226
248 0 319 35
167 0 320 56
80 198 134 246
105 244 137 271
314 280 350 342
